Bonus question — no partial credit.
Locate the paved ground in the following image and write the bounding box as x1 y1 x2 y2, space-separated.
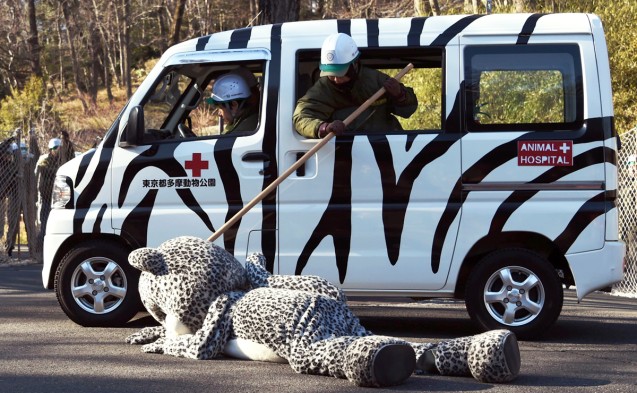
1 263 636 393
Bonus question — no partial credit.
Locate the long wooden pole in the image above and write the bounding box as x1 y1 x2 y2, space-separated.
208 63 414 242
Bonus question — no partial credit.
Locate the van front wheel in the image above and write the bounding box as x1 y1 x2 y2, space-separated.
54 241 141 327
464 248 563 340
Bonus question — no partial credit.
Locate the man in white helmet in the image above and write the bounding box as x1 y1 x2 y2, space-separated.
293 33 417 138
206 73 259 134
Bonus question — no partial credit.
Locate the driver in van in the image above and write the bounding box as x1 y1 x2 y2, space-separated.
293 33 418 138
206 73 259 134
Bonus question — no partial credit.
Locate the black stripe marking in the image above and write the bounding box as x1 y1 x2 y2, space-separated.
408 17 427 46
117 142 215 246
118 144 187 208
296 136 354 283
260 23 282 272
196 35 212 51
517 14 544 45
430 14 483 47
214 137 240 253
431 121 608 272
488 146 609 235
431 177 462 273
92 204 107 233
73 146 113 234
229 27 252 49
73 116 121 231
445 85 463 134
366 19 379 47
370 133 458 265
337 19 351 35
75 149 95 186
176 188 215 232
554 191 606 252
120 189 158 247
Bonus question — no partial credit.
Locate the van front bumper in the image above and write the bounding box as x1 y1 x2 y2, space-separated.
42 233 72 289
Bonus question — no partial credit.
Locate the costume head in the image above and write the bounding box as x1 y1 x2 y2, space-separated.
128 236 248 332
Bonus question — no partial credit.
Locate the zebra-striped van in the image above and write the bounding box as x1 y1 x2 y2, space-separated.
43 13 625 338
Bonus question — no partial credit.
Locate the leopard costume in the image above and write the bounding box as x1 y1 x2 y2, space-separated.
126 236 520 387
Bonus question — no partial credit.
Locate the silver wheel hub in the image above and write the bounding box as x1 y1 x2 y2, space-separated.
91 278 105 292
70 258 127 314
483 266 545 326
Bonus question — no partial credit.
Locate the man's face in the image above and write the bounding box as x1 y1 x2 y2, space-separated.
216 101 239 124
327 75 351 85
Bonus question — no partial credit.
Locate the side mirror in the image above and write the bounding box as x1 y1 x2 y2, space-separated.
125 105 144 146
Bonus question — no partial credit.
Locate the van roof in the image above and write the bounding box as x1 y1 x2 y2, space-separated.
164 13 598 57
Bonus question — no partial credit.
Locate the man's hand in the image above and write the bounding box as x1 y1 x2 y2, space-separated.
318 120 346 138
383 78 406 102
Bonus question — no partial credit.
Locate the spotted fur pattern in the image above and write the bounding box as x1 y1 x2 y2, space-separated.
431 329 519 383
246 253 346 302
126 237 520 387
468 330 520 383
128 236 248 333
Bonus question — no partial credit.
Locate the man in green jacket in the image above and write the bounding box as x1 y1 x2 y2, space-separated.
293 33 417 138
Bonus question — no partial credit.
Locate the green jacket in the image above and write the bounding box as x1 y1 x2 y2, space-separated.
223 106 259 134
293 67 418 138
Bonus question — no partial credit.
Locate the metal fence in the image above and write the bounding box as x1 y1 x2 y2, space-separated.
0 130 75 262
615 127 637 297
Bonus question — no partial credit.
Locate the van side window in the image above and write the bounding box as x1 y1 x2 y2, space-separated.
464 44 583 131
144 72 193 138
295 48 443 133
140 62 264 143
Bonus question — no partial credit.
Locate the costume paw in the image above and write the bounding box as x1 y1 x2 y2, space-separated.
344 336 415 387
468 329 520 383
141 337 166 354
417 329 520 383
126 326 166 345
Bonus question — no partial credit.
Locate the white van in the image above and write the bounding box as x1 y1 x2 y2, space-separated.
43 13 625 338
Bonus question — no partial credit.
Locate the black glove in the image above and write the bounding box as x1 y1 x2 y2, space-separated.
317 120 346 138
383 78 407 103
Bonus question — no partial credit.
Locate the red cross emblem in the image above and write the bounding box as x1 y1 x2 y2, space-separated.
184 153 209 177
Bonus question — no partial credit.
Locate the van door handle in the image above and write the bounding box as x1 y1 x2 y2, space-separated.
242 152 271 178
242 152 270 162
296 152 306 177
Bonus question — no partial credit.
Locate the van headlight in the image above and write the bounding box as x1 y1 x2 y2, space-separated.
52 175 72 208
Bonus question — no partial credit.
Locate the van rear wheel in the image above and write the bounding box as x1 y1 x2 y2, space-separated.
54 240 141 327
465 248 563 340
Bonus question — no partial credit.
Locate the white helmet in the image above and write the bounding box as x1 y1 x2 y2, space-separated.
208 74 251 104
229 66 258 89
320 33 360 77
48 138 62 150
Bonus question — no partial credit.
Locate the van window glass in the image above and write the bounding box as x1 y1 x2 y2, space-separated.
139 62 264 143
464 44 582 131
145 72 193 131
295 48 443 134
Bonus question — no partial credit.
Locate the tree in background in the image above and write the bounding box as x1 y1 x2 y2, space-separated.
0 0 635 142
259 0 300 24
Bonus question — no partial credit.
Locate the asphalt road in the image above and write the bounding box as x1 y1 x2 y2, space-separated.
1 263 636 393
